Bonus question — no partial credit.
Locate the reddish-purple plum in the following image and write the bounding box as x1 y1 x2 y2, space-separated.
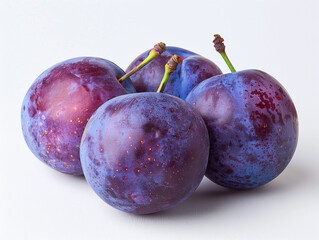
21 57 135 175
185 35 298 189
80 92 209 214
126 46 222 99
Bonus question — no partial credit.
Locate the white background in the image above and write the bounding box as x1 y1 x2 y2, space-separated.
1 0 318 239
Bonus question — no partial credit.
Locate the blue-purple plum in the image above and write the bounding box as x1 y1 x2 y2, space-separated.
186 70 298 189
80 93 209 214
21 57 135 175
126 47 222 99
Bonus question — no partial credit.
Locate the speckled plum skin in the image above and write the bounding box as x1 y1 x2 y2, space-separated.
126 47 222 99
80 93 209 214
21 57 135 175
186 70 298 189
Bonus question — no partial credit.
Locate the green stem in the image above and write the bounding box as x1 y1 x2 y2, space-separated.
213 34 236 73
157 54 183 93
119 42 166 82
220 52 236 73
157 65 173 93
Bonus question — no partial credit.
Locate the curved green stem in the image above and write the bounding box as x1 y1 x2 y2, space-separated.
119 50 158 82
119 42 166 82
157 65 173 93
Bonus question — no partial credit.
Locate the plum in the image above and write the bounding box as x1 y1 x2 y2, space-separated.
80 55 210 214
185 35 298 189
80 93 209 214
126 46 222 99
21 57 135 175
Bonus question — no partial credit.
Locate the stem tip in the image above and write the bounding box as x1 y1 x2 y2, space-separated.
153 42 167 55
167 54 183 72
156 54 183 93
213 34 226 53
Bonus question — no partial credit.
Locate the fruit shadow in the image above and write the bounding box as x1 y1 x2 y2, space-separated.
139 163 310 219
66 174 87 183
49 168 87 183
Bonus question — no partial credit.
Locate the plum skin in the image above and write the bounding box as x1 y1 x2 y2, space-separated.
80 93 209 214
126 46 222 99
186 70 298 189
21 57 135 175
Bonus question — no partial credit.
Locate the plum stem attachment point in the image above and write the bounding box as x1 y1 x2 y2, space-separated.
119 42 167 82
157 55 183 93
213 34 236 73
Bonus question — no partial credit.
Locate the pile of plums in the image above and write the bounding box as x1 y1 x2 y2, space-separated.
21 35 298 214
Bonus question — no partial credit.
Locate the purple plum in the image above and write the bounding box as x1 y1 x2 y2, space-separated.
80 93 209 214
126 46 222 99
186 70 298 189
21 57 135 175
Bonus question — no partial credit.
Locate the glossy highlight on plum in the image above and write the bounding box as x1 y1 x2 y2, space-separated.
21 57 135 175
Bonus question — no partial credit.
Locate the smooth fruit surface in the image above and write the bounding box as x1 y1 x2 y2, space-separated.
80 93 209 214
186 70 298 189
126 47 222 99
21 57 134 175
